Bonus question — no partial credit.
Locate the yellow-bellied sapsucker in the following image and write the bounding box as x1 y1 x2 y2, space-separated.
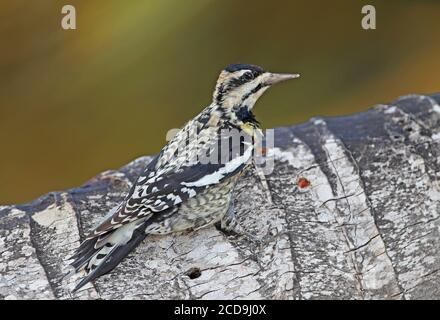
69 64 299 291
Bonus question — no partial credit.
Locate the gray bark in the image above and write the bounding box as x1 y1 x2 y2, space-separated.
1 93 440 300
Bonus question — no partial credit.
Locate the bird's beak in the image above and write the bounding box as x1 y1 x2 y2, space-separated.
265 73 300 85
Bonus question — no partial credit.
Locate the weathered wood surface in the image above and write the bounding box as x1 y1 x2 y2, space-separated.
1 93 440 300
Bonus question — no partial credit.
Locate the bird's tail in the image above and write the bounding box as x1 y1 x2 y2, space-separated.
69 219 147 292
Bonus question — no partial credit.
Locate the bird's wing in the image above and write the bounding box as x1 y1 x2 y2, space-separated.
87 135 254 239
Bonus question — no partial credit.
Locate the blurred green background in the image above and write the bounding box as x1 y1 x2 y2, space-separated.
1 0 440 205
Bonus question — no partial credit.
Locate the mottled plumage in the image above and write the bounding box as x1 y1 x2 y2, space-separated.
69 64 299 291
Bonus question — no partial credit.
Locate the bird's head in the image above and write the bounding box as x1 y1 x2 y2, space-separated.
213 64 299 115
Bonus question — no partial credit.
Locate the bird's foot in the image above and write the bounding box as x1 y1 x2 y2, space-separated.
217 206 262 246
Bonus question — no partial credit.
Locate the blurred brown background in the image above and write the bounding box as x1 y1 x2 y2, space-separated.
1 0 440 205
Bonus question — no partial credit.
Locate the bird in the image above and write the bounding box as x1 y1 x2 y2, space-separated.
68 63 299 292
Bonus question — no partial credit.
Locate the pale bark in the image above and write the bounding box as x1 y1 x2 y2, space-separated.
1 93 440 300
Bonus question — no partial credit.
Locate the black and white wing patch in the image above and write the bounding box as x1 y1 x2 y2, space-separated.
132 137 254 207
86 130 253 238
88 141 254 238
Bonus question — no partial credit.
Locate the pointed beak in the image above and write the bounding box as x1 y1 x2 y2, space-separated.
265 72 300 85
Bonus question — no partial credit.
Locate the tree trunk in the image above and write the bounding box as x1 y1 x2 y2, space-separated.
1 93 440 300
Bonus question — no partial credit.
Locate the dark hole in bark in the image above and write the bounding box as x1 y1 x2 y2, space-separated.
185 267 202 279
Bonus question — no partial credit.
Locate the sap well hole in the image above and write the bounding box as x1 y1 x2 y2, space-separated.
185 267 202 279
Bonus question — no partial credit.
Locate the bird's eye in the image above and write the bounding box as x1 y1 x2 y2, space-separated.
243 71 254 81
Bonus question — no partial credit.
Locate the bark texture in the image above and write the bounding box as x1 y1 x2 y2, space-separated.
1 93 440 300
